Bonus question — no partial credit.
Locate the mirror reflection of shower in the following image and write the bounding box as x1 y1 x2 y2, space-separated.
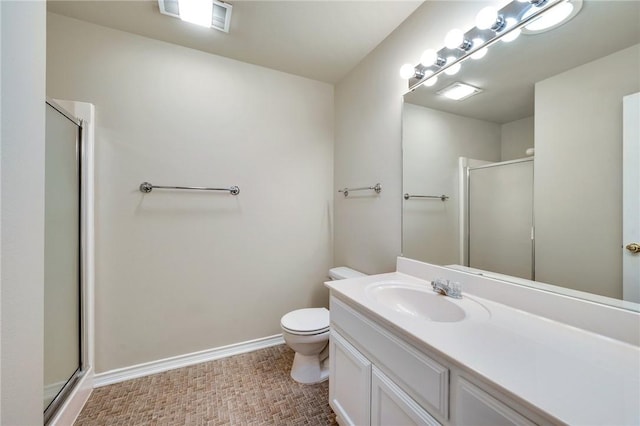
44 100 85 423
464 158 534 281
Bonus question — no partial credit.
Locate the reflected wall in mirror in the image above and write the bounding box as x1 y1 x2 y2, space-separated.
402 0 640 311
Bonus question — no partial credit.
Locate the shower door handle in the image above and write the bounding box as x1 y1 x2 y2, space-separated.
626 243 640 254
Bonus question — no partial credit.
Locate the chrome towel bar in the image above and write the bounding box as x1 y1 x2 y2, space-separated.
404 193 449 201
139 182 240 195
338 183 382 197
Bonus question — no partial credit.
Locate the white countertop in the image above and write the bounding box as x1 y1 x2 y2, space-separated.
326 272 640 425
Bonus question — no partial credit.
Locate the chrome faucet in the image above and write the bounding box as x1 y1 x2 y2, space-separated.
431 278 462 299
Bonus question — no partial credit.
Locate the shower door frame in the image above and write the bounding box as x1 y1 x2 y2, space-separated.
43 98 87 425
464 157 535 280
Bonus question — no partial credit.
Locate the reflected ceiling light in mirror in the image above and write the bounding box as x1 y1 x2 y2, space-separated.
522 0 582 33
501 18 521 42
422 71 438 87
437 82 483 101
444 57 461 75
470 39 488 59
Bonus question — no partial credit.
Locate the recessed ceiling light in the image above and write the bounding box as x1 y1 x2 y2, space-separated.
437 82 483 101
158 0 233 33
522 0 582 34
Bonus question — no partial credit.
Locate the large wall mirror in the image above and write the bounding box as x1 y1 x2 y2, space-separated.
402 0 640 311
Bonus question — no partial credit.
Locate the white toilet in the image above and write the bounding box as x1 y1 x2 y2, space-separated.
280 266 365 384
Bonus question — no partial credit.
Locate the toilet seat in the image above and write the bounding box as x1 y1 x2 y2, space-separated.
281 308 329 335
282 325 329 336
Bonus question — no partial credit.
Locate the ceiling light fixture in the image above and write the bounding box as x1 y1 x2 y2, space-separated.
179 0 212 27
399 0 579 91
158 0 233 33
437 82 483 101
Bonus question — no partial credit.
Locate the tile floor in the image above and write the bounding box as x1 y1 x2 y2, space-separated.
75 344 337 425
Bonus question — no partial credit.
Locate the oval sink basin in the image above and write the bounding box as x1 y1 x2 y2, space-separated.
365 281 490 323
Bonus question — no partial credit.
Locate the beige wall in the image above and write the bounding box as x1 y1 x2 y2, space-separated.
334 1 501 274
402 103 501 265
1 1 46 424
535 44 640 298
501 116 534 161
47 13 334 373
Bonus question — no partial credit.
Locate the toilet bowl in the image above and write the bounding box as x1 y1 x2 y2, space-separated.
280 267 365 384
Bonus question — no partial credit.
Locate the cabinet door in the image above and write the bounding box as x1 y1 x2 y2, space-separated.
454 378 536 426
330 330 371 426
371 366 441 426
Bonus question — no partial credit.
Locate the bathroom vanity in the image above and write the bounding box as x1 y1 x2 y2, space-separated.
325 258 640 426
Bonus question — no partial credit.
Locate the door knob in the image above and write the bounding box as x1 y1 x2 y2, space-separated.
626 243 640 254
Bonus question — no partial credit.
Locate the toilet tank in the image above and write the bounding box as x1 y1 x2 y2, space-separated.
328 266 366 280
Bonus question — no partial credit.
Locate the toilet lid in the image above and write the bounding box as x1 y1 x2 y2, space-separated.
281 308 329 333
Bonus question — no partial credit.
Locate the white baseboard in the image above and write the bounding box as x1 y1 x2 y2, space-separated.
94 334 285 388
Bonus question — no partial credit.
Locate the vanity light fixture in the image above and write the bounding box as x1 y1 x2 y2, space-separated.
437 82 483 101
522 0 583 34
501 18 522 42
423 76 438 87
475 7 505 32
444 57 461 76
158 0 233 32
470 40 488 60
400 0 579 91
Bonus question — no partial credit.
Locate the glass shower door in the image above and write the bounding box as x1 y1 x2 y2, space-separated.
468 159 534 280
43 101 82 417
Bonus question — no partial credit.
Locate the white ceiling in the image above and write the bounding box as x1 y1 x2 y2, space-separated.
47 0 423 84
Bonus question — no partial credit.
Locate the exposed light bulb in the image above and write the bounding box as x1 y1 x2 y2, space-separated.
444 29 464 49
471 47 488 60
399 63 416 79
501 18 521 42
475 7 498 30
445 64 461 75
422 76 438 87
420 49 438 66
179 0 213 27
444 57 461 75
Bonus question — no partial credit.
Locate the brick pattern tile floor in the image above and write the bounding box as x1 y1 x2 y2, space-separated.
75 345 337 425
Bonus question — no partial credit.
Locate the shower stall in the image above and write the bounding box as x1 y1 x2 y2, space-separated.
464 158 534 280
44 99 86 423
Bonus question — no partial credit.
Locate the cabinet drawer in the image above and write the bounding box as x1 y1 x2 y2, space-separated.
331 297 449 420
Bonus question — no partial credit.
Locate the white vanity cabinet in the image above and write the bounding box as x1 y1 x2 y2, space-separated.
330 296 446 426
371 366 441 426
329 330 371 426
451 377 537 426
329 295 548 426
